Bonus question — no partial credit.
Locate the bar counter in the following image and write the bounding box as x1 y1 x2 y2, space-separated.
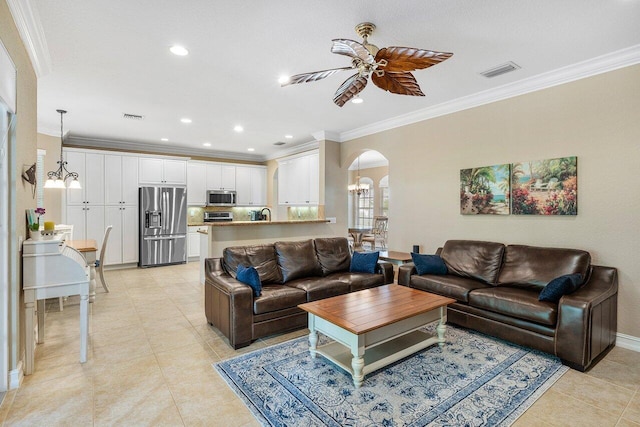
188 219 329 227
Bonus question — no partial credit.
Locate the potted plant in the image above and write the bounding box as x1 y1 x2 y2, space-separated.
29 207 46 240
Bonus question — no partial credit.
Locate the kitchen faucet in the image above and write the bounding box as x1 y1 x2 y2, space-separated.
260 207 271 222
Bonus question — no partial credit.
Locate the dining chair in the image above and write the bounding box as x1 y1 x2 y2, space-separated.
363 217 388 250
96 225 113 293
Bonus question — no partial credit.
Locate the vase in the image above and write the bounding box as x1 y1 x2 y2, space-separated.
30 230 41 241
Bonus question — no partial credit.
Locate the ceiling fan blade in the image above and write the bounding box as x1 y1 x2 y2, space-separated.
333 73 368 107
331 39 375 64
282 67 353 86
371 71 424 96
375 47 453 72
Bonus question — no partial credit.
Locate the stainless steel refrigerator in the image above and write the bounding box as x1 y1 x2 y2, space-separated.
139 186 187 267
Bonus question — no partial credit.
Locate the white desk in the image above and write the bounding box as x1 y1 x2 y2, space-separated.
22 238 89 375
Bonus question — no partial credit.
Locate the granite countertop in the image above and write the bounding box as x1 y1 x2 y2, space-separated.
188 219 329 227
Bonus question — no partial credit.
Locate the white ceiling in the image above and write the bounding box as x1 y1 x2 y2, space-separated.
19 0 640 161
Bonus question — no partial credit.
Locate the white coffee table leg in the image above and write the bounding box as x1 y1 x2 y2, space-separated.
308 314 317 359
351 354 365 388
437 307 447 347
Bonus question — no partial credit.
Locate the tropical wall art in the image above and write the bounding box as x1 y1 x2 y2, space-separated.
511 156 578 215
460 164 510 215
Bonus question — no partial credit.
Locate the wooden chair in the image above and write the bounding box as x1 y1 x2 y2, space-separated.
363 217 388 250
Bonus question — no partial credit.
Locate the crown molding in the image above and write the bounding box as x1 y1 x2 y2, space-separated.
340 44 640 142
264 140 320 161
65 135 264 162
6 0 52 78
311 130 340 142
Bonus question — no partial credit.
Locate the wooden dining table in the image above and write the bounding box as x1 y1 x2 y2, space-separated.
66 239 98 303
348 227 372 251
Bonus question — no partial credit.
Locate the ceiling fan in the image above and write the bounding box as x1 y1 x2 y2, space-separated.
281 22 453 107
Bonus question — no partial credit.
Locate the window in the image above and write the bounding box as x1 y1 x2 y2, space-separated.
380 175 389 217
356 177 374 228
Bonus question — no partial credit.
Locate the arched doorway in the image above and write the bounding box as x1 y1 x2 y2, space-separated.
347 151 389 249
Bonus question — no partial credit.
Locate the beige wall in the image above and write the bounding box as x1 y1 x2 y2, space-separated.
1 0 38 381
342 65 640 338
36 133 63 224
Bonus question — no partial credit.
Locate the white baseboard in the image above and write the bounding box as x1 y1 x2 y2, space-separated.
616 332 640 353
8 360 23 390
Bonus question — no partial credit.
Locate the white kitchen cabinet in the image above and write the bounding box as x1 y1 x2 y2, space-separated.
66 204 106 255
236 166 266 206
278 151 319 205
105 154 138 205
139 157 187 185
206 164 236 190
188 226 206 259
105 205 138 265
187 161 207 205
65 150 105 206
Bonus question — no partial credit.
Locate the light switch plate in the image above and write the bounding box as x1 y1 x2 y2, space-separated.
327 217 337 223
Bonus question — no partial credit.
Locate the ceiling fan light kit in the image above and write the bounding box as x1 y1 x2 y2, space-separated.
281 22 453 107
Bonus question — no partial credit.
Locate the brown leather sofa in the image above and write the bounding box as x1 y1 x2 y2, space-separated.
398 240 618 371
205 237 394 349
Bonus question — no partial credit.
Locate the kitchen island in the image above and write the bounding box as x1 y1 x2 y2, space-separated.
194 219 334 284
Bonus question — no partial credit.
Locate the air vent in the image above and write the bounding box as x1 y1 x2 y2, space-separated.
273 142 286 146
480 62 520 78
122 113 144 120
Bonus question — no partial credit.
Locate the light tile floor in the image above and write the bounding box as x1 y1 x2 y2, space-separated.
0 262 638 426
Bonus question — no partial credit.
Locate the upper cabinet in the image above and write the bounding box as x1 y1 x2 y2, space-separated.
278 150 319 205
187 161 207 206
65 150 104 206
139 157 187 185
206 164 236 190
236 166 267 206
104 154 138 205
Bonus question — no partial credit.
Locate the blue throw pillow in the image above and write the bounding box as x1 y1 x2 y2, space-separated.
350 251 379 274
236 264 262 297
538 273 583 303
411 253 448 276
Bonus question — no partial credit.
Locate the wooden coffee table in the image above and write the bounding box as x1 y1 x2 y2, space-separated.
299 285 455 388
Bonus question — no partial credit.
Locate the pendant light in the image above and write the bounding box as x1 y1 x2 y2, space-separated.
348 156 369 196
44 109 81 189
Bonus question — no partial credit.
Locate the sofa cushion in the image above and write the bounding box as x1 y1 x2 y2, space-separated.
468 287 558 326
253 284 307 315
223 244 283 284
350 251 379 274
538 274 584 303
411 253 447 275
328 272 386 292
497 245 591 290
285 277 350 302
236 265 262 297
275 240 322 283
409 274 491 302
440 240 505 285
314 237 352 275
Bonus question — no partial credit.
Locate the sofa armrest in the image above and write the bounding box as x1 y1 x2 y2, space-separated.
204 258 254 349
555 265 618 371
398 263 417 286
376 261 394 284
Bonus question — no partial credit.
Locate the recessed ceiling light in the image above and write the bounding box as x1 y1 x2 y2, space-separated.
278 75 290 85
170 45 189 56
181 118 192 124
160 138 168 142
351 96 364 104
284 135 293 139
203 142 211 147
234 125 243 132
247 148 255 152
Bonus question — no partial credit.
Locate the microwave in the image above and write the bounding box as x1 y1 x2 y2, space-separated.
206 190 236 206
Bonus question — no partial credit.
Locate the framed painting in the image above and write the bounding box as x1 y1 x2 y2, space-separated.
460 164 510 215
511 156 577 215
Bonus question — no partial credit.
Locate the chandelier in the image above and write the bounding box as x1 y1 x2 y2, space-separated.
348 157 369 196
44 109 81 189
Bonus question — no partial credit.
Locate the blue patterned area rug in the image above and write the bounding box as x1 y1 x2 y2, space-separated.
214 325 568 426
